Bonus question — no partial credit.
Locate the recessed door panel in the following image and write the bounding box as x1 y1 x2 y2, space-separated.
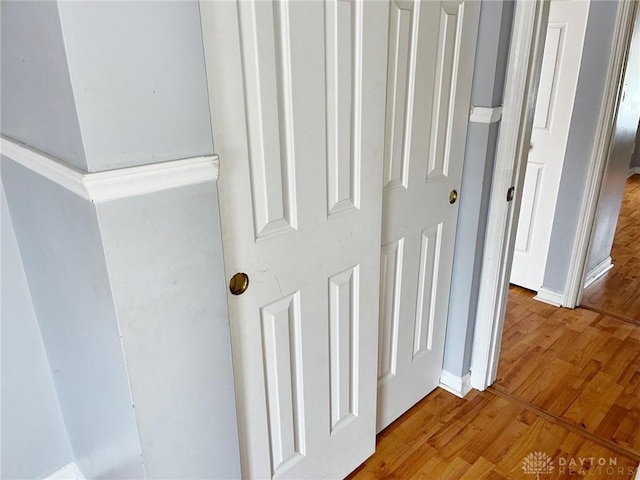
383 0 414 191
326 0 362 217
261 293 305 475
378 238 404 384
239 1 298 240
328 266 359 431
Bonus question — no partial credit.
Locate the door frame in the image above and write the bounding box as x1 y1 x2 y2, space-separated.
470 0 638 391
561 1 638 309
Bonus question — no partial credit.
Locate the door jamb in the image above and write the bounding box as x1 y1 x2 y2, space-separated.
470 0 638 391
469 0 549 391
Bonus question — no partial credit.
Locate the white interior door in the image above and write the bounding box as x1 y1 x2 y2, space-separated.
510 0 590 291
201 1 388 478
376 0 480 431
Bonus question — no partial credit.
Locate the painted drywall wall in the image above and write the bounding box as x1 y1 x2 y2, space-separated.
57 0 213 172
2 1 241 477
2 158 145 480
542 1 620 293
97 184 241 479
1 186 73 480
586 9 640 275
443 0 514 377
631 122 640 170
0 1 86 169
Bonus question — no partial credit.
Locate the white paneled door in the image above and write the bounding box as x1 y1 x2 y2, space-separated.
376 0 479 430
202 0 479 477
201 1 388 478
510 0 590 291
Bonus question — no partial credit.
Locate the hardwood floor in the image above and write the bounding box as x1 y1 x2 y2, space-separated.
351 292 640 478
350 177 640 479
496 287 640 458
350 388 638 479
582 175 640 322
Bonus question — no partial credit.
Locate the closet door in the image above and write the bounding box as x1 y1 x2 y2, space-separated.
377 0 480 431
201 1 388 478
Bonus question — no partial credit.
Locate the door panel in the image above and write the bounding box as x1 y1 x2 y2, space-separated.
201 1 389 478
260 292 304 474
377 0 480 431
510 0 590 291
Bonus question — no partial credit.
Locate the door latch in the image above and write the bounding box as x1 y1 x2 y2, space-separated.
507 186 515 202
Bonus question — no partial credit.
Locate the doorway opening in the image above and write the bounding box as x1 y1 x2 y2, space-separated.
579 7 640 320
484 1 640 463
471 0 639 390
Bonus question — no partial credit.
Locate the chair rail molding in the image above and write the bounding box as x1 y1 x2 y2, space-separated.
0 136 219 203
43 462 85 480
469 106 503 124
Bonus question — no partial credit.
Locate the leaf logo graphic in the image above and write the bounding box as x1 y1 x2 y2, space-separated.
522 451 554 479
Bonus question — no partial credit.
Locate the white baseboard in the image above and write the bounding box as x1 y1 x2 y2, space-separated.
583 256 613 289
533 287 563 307
627 166 640 178
439 370 472 398
44 462 84 480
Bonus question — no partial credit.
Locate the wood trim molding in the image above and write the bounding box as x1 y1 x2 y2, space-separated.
469 106 503 124
0 136 220 203
439 370 472 398
470 1 550 391
1 136 87 198
533 287 564 307
583 256 613 289
562 0 638 308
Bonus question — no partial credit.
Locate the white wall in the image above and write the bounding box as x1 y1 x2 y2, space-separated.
57 1 213 172
1 1 241 478
1 187 73 480
96 185 241 479
2 159 145 479
0 1 86 169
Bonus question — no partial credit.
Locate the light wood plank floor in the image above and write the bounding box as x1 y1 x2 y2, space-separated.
350 176 640 478
350 387 638 479
582 174 640 322
352 259 640 477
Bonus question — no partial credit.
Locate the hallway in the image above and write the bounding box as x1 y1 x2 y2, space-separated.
582 175 640 322
350 177 640 478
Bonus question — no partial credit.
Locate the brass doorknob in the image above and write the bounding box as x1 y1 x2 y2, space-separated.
229 272 249 295
449 190 458 204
